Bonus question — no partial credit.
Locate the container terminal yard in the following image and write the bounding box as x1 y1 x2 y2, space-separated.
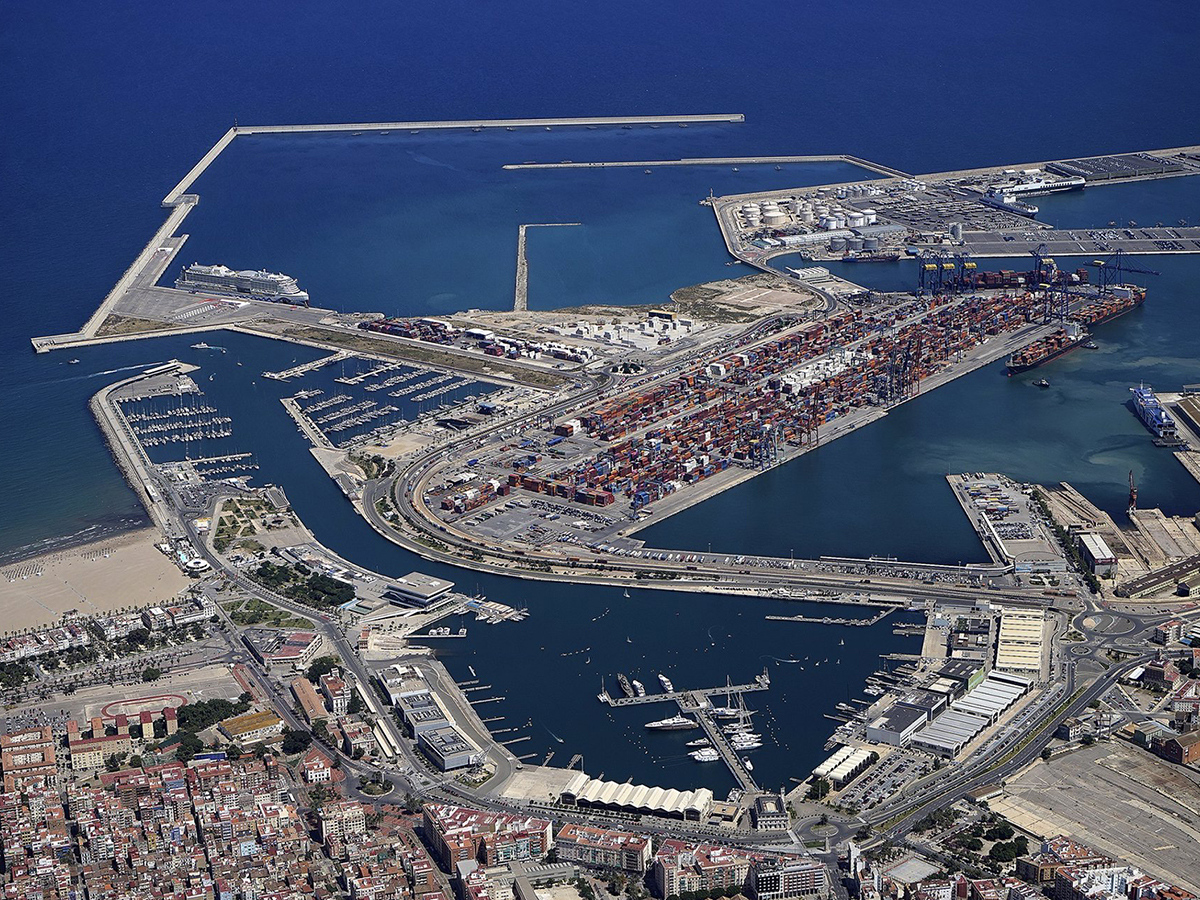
19 120 1200 867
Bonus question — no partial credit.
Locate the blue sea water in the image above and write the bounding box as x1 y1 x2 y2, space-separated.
3 1 1200 790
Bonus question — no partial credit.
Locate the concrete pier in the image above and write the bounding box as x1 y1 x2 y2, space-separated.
262 349 352 380
602 677 768 708
691 710 759 792
67 196 197 343
765 608 894 626
514 223 580 311
240 114 743 135
504 154 909 178
163 128 237 205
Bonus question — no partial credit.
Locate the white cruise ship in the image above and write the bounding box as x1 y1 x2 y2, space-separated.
176 263 310 305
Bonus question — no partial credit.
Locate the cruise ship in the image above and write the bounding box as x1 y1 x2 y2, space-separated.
985 173 1085 199
1130 385 1180 443
176 263 310 306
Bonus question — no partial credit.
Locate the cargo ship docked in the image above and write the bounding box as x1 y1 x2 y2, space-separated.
176 263 310 306
1006 323 1086 375
1072 284 1146 327
1130 384 1182 445
1007 284 1146 375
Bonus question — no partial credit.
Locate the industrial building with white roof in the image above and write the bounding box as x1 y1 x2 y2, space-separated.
561 773 713 821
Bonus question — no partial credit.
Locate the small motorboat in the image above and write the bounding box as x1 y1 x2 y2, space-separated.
1034 378 1050 389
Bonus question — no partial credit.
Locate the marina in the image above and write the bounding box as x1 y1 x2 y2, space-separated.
596 671 772 792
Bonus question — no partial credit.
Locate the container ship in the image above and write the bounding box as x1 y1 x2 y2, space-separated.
1072 284 1146 327
1130 384 1181 444
176 263 310 306
1007 284 1146 375
1006 323 1086 375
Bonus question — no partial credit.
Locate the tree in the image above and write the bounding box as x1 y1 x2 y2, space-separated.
142 667 162 682
306 656 341 683
806 777 831 800
175 732 204 763
1041 747 1053 761
129 754 144 768
1081 734 1096 746
985 822 1014 841
281 728 312 755
105 752 128 772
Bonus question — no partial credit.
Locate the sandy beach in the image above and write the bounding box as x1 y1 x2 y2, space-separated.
0 528 191 632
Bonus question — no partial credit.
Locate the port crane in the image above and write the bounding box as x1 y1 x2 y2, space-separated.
1087 249 1161 292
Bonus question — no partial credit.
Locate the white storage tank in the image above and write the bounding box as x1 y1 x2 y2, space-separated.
863 236 880 251
830 237 848 252
847 213 866 228
848 237 864 251
862 208 877 224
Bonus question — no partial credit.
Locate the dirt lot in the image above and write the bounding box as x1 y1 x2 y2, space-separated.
992 741 1200 891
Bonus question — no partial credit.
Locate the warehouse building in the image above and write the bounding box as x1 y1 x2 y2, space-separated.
865 705 926 746
910 672 1030 757
994 607 1046 676
1078 533 1118 577
561 774 713 821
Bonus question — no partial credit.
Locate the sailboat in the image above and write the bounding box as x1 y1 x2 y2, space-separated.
623 588 630 599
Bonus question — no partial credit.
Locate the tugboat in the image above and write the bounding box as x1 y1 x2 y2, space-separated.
1034 378 1051 389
